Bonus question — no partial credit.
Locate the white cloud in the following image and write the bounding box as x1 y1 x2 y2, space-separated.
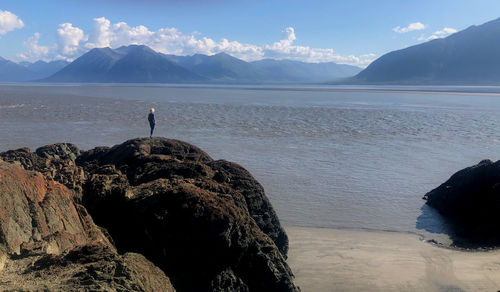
82 17 261 59
360 53 376 58
418 27 458 42
57 23 87 55
393 22 426 33
15 18 375 67
260 27 376 66
16 33 54 61
280 27 296 45
433 27 457 36
420 35 439 41
86 17 112 48
0 10 24 35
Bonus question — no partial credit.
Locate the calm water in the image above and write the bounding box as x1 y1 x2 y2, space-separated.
2 83 500 243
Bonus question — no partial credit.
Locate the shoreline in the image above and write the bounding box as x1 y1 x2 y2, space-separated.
286 226 500 292
285 225 500 252
4 83 500 96
249 87 500 96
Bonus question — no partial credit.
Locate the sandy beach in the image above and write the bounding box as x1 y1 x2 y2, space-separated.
287 227 500 292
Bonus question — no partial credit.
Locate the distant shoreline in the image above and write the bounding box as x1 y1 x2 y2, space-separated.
3 82 500 96
3 81 500 98
246 86 500 96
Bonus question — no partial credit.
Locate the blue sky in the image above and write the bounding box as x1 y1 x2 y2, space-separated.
1 0 499 67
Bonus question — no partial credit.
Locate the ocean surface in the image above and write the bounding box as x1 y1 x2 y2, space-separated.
2 83 500 243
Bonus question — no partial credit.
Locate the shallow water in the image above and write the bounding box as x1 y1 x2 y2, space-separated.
2 83 500 243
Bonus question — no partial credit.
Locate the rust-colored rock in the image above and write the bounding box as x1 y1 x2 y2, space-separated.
0 160 174 291
0 160 110 255
0 144 85 199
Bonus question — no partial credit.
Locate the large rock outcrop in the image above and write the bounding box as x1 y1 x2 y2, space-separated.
424 159 500 243
0 137 297 292
0 159 174 291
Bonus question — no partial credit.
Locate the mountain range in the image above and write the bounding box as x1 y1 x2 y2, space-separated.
5 17 500 85
0 58 69 82
0 45 362 84
352 17 500 85
164 52 361 83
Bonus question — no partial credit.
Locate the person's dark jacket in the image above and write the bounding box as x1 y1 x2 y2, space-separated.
148 113 155 126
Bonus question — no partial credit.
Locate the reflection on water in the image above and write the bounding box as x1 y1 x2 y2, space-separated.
2 84 500 244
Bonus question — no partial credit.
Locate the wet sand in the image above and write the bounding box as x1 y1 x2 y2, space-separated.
286 227 500 292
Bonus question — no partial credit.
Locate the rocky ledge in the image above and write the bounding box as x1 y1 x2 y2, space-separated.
0 137 298 292
424 159 500 245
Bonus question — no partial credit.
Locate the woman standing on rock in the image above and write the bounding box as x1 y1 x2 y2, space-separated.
148 108 155 137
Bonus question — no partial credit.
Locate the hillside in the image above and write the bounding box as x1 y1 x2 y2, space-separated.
253 59 362 82
353 17 500 84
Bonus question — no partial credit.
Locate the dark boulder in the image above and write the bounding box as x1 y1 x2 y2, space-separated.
424 159 500 242
76 137 296 292
208 160 289 256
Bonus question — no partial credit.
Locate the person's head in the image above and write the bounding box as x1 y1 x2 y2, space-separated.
150 108 155 114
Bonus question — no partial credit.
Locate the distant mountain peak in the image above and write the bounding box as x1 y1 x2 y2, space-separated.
32 60 48 65
211 52 240 61
115 44 157 54
86 47 115 56
43 45 204 83
89 47 111 52
214 52 231 57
